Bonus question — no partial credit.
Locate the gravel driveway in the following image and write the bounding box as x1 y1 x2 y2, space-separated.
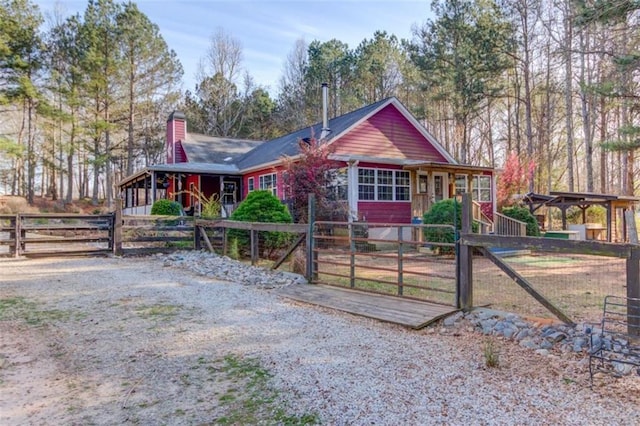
1 254 639 425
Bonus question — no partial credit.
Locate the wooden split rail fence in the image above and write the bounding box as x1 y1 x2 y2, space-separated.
0 213 114 257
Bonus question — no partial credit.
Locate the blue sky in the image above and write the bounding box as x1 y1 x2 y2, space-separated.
35 0 433 95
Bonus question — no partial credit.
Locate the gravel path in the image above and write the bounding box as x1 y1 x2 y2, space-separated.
0 253 639 425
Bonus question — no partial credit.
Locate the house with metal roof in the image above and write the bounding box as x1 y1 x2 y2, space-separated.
118 94 496 225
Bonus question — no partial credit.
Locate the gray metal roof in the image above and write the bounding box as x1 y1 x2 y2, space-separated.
236 98 391 171
118 162 242 186
147 162 240 174
182 133 264 164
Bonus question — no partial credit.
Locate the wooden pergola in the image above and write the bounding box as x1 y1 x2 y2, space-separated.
523 191 640 242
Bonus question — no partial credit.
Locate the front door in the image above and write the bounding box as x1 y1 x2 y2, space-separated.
433 173 448 202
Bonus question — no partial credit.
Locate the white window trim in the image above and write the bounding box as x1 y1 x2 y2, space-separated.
472 175 492 202
258 172 277 197
357 167 411 202
247 177 254 192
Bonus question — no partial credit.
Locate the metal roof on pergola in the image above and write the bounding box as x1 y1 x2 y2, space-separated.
522 191 640 242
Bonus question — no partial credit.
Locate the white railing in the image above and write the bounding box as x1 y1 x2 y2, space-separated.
494 213 527 236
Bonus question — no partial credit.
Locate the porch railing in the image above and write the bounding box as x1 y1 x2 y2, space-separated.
472 201 494 232
494 212 527 236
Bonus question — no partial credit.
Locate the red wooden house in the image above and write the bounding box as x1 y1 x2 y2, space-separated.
119 96 496 226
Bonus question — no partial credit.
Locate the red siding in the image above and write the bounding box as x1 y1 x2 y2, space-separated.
357 201 412 223
185 175 199 208
174 141 188 163
333 105 449 162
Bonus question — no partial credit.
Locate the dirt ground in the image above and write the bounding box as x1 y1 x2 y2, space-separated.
1 255 639 425
0 256 276 425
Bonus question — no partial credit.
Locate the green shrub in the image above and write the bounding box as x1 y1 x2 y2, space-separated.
151 199 183 216
422 199 477 254
501 206 540 236
566 204 606 225
228 191 293 257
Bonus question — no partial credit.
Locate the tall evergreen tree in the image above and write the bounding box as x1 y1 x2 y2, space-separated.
116 2 182 176
305 39 357 120
82 0 121 205
410 0 513 164
0 0 44 203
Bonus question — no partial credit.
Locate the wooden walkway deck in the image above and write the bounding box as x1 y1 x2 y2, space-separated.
277 284 458 329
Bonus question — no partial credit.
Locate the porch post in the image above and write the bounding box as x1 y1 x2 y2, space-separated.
448 172 455 199
151 171 157 213
428 170 434 207
347 160 359 222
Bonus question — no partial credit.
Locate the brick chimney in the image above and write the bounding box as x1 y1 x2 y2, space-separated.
166 111 186 164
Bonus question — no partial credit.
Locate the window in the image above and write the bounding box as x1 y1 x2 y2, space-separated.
259 173 277 196
455 175 467 195
395 171 410 200
330 168 348 201
358 168 411 201
472 175 491 202
358 169 375 200
248 177 254 192
377 170 393 200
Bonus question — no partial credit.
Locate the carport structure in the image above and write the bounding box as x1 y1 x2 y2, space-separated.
523 191 639 242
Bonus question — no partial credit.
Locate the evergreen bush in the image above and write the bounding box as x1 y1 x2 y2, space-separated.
150 199 183 216
422 199 477 254
228 190 293 257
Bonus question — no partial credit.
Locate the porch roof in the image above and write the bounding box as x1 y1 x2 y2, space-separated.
117 162 240 187
548 191 640 205
403 161 494 174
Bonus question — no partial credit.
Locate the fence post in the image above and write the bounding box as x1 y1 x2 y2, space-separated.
306 194 316 281
250 227 259 266
9 215 17 257
222 227 227 256
458 194 473 310
398 225 404 296
15 214 22 257
113 199 123 256
627 246 640 336
349 222 356 288
194 222 202 250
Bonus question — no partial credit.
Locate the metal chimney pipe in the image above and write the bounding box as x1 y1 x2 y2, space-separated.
321 83 329 135
320 83 331 140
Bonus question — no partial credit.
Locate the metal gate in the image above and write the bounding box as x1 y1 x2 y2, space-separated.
311 221 458 306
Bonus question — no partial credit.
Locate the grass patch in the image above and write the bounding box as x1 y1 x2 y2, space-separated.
134 303 180 320
0 297 80 326
506 255 579 267
483 339 500 368
214 355 318 425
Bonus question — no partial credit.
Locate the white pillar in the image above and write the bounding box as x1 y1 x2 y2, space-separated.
347 160 359 222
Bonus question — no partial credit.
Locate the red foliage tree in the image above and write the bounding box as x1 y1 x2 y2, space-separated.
282 137 345 222
497 152 534 209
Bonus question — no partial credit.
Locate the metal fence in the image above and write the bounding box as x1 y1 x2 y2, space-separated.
311 221 459 306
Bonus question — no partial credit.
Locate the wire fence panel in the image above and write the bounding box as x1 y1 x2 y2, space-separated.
312 221 458 306
473 251 627 324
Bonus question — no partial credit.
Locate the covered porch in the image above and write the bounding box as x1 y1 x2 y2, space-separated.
117 163 242 217
403 162 496 231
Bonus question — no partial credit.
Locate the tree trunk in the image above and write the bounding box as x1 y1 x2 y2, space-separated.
563 1 575 192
